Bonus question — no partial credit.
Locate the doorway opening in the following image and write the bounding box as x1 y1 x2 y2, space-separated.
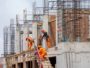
26 61 32 68
12 64 16 68
49 56 56 68
18 63 23 68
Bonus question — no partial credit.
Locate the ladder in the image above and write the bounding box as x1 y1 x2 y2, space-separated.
42 60 53 68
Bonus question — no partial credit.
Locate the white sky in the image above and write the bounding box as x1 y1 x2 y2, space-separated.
0 0 43 56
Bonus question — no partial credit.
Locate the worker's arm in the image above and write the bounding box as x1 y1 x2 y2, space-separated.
42 32 49 39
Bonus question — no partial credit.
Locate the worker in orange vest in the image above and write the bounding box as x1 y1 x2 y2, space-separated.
38 45 47 61
41 29 51 48
26 36 34 50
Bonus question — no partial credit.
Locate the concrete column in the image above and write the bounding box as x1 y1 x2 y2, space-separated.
32 22 37 47
56 12 58 47
43 15 48 32
15 15 21 54
42 15 48 48
16 63 18 68
23 24 29 51
32 60 35 68
23 62 26 68
56 9 63 45
15 29 20 54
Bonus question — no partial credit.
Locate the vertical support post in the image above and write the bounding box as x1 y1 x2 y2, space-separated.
42 15 48 48
43 0 48 14
56 0 63 45
32 60 35 68
32 22 37 47
15 15 21 53
23 62 26 68
23 24 29 51
16 63 18 68
23 9 27 24
56 10 58 47
23 9 29 51
32 2 36 20
43 15 48 32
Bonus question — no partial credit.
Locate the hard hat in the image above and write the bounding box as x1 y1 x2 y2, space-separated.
41 29 46 33
26 36 32 41
29 36 32 40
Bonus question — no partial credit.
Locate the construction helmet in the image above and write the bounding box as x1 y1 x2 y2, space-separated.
41 29 46 33
26 36 32 41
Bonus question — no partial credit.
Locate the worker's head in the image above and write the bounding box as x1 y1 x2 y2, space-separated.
26 36 32 41
26 37 28 41
41 29 46 33
29 36 32 40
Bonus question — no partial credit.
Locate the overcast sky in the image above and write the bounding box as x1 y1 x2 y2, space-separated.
0 0 43 56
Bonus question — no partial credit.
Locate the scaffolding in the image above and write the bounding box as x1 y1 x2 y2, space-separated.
60 0 90 42
61 0 81 42
43 0 90 42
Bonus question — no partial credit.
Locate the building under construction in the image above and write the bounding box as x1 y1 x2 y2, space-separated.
3 19 15 57
4 0 90 68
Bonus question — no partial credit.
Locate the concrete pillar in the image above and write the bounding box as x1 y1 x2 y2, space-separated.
42 15 48 48
32 22 37 47
56 12 58 47
32 60 35 68
23 62 26 68
15 29 20 54
43 15 48 32
15 15 21 54
16 63 18 68
22 9 28 51
23 24 29 51
56 9 63 45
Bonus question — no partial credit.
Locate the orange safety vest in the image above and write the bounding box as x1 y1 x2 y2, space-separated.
26 37 34 50
38 47 47 60
46 37 51 48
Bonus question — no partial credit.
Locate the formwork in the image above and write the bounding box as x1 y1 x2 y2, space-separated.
56 0 90 42
44 0 90 42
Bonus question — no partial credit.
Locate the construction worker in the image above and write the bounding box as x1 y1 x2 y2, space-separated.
26 36 34 50
38 45 47 61
41 29 51 48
